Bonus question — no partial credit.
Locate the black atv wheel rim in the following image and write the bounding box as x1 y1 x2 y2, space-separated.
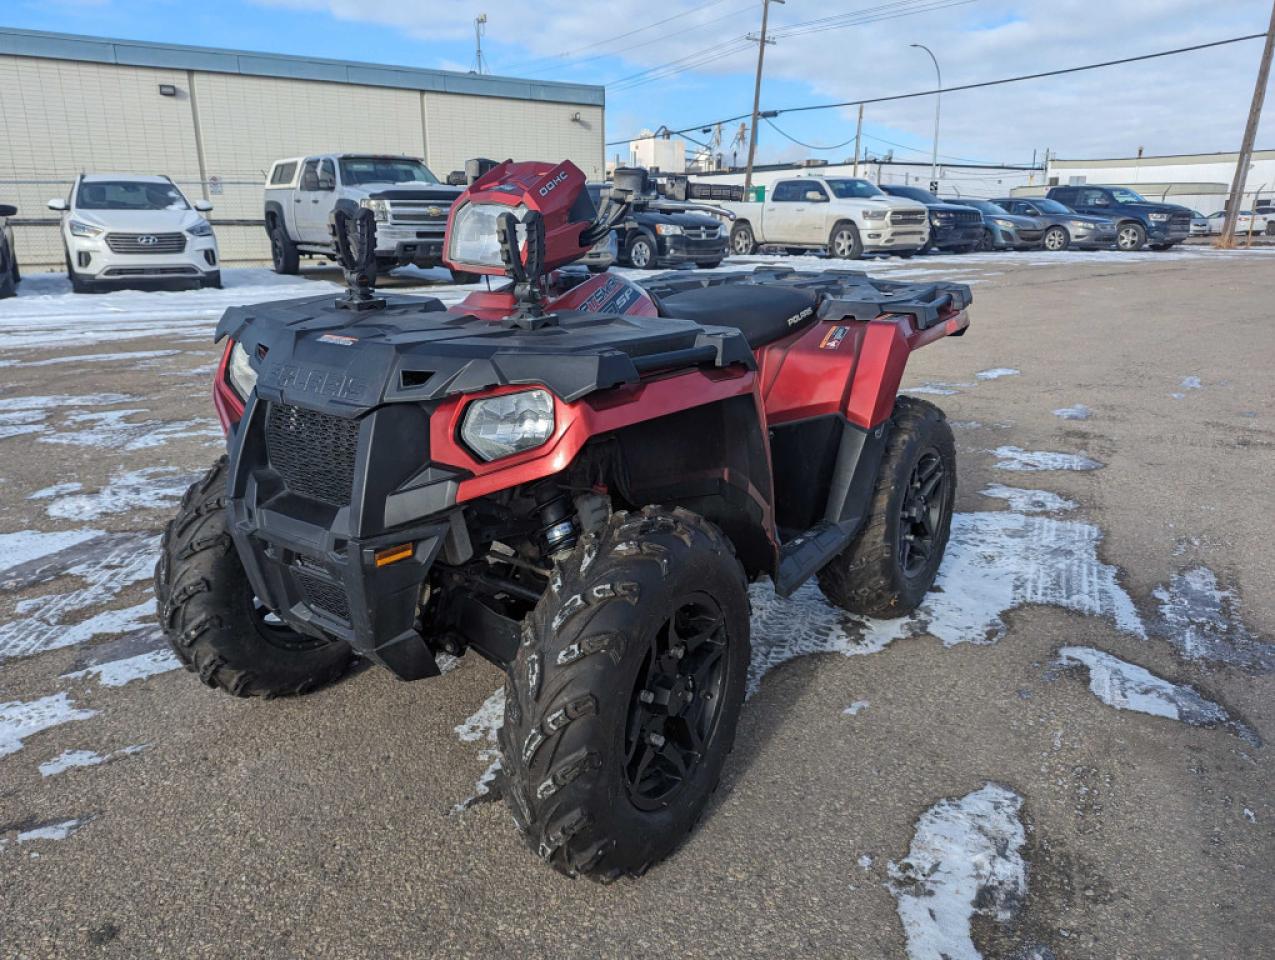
898 447 947 578
623 592 729 811
245 587 333 652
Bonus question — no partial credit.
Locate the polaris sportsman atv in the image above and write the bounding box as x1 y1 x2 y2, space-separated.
156 158 971 881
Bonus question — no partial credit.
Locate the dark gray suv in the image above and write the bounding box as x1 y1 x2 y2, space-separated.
1046 185 1192 251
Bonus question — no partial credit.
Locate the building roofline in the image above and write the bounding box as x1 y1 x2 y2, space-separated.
0 26 605 107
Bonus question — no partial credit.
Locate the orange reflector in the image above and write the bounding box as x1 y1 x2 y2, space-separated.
374 543 414 567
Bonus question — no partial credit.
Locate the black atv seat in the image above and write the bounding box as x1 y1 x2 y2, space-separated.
657 284 819 349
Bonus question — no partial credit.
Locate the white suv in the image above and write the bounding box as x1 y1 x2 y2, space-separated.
49 175 220 293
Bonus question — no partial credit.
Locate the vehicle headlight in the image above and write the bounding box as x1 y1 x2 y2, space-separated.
69 220 103 238
227 341 257 400
359 198 390 222
993 218 1015 229
1148 212 1169 222
461 389 555 461
655 224 683 236
447 201 528 269
187 219 213 237
863 209 888 221
1069 220 1089 229
932 211 953 222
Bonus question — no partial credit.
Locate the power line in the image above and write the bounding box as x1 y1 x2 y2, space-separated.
763 117 857 151
770 0 978 40
606 31 1267 145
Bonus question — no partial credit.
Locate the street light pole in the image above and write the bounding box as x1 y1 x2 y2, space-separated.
911 43 941 190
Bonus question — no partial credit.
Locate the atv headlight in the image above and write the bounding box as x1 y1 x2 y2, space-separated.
654 224 683 236
187 219 213 237
461 389 554 461
69 220 103 238
448 201 528 269
359 198 390 222
227 341 257 400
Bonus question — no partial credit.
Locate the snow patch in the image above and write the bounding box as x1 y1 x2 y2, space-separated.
39 409 222 451
39 744 146 777
975 367 1020 381
0 531 159 662
1181 376 1202 390
15 818 87 843
979 484 1077 514
0 348 181 369
1052 404 1091 421
991 446 1102 472
1056 646 1257 744
902 383 962 396
44 467 198 520
452 688 506 813
887 783 1027 960
0 529 102 577
27 482 84 500
843 700 870 717
63 648 180 687
1152 567 1274 673
0 693 97 759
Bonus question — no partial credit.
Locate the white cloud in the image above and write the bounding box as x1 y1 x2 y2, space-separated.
248 0 1274 160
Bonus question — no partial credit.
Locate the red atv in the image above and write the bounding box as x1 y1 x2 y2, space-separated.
157 159 970 881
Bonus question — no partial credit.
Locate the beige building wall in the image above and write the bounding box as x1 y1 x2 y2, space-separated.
422 92 604 182
1 52 604 269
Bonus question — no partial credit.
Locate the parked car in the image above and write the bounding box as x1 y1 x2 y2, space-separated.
1206 210 1272 236
48 175 219 293
609 183 727 270
1187 210 1211 236
994 197 1119 250
264 154 470 281
1045 185 1191 251
717 176 929 259
0 201 18 299
581 186 619 272
880 185 984 252
943 198 1044 250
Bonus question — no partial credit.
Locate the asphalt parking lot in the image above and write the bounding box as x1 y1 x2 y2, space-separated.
1 247 1273 960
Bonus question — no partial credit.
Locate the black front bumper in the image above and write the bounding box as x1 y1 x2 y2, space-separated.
225 394 462 680
930 222 984 250
658 234 728 264
388 239 446 267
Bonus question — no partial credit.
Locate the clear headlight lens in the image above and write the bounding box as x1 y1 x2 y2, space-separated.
187 219 213 237
1148 212 1169 222
654 223 683 236
862 209 888 221
993 218 1015 229
448 201 527 269
359 197 390 222
69 220 103 238
1069 220 1089 229
461 389 554 461
227 341 257 400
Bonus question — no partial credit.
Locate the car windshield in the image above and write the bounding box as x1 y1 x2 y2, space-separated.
338 157 439 185
825 178 884 199
1031 198 1072 214
949 199 1005 215
76 180 188 211
1109 188 1147 203
885 185 938 204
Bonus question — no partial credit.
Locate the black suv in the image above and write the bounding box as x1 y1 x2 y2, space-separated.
880 185 984 252
595 182 726 270
0 202 18 298
1046 185 1192 251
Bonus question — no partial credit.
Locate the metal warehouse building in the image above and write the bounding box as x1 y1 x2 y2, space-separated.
0 28 605 268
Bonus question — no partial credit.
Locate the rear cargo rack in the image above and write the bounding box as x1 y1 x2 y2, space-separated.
640 266 971 331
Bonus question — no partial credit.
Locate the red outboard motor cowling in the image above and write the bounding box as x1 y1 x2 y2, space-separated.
443 159 596 277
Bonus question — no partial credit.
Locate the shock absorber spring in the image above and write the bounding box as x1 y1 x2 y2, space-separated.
535 488 577 555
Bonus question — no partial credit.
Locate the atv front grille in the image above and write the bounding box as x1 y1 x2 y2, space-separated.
105 232 187 254
264 402 360 506
294 568 351 622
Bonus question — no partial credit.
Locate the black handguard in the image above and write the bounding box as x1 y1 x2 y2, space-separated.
330 204 385 311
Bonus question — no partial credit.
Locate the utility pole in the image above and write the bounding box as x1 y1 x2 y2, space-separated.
852 103 864 177
473 14 488 75
743 0 782 194
1219 0 1275 249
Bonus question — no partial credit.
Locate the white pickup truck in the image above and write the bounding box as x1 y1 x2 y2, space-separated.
717 175 930 259
263 154 472 281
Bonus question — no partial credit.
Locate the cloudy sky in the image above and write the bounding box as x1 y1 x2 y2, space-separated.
6 0 1273 167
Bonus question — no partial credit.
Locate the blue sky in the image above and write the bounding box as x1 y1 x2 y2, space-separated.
5 0 1271 167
